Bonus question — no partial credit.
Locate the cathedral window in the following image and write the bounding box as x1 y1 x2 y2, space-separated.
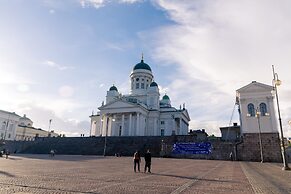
141 83 145 89
247 103 255 117
259 103 267 116
136 78 139 81
136 83 139 89
161 121 165 125
161 129 165 136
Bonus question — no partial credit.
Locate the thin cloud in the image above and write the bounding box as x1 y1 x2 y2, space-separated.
80 0 142 9
144 0 291 135
43 60 74 71
80 0 105 9
119 0 143 4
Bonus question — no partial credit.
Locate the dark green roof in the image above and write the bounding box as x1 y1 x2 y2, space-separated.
133 60 152 71
150 82 158 87
163 94 170 100
109 85 118 91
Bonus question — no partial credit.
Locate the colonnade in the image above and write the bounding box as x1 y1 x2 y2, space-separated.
100 112 145 136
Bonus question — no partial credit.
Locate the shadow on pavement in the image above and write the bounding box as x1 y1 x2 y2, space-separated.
12 154 109 161
151 172 239 183
0 170 16 177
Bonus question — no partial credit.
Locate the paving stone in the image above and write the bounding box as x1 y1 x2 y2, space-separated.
0 154 290 193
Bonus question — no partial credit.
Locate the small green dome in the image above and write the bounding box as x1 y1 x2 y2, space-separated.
163 94 170 100
150 82 158 87
133 60 152 71
109 85 118 91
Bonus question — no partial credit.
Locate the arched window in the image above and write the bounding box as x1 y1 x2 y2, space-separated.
247 103 255 116
259 103 267 116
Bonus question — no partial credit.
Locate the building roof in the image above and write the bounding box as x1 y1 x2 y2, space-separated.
162 94 170 100
236 81 273 93
150 81 158 87
0 109 21 117
133 59 152 71
109 85 118 91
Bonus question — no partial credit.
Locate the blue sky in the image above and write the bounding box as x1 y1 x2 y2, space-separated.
1 0 291 137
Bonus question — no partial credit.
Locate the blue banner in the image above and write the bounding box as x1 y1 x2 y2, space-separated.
172 142 212 155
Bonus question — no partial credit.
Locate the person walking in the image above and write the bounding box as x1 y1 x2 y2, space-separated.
5 149 10 159
144 149 151 173
133 150 141 172
229 152 233 161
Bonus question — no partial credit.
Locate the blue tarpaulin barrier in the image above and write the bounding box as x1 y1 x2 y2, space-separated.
172 142 212 155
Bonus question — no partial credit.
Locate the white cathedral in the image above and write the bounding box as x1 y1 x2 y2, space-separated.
90 57 190 137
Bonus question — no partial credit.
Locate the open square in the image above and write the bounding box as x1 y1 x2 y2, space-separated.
0 155 290 194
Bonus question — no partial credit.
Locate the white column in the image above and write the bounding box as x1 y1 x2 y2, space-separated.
140 114 144 136
179 118 182 135
129 113 132 136
156 118 160 136
108 117 112 136
90 119 93 136
172 117 176 135
103 115 108 136
121 114 125 136
110 116 114 136
100 115 104 136
136 113 140 136
153 118 157 136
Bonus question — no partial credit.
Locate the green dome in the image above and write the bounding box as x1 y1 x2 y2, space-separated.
109 85 118 91
150 82 158 87
163 94 170 100
133 60 152 71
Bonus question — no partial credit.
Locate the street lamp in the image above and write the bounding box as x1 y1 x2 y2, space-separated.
48 119 52 137
272 65 290 170
255 109 264 163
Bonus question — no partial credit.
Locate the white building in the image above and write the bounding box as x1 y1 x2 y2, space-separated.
236 81 278 134
0 110 58 141
90 58 191 137
0 110 20 140
15 114 59 141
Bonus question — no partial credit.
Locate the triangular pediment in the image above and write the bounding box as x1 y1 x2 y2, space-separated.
183 109 191 121
237 81 273 93
99 100 138 110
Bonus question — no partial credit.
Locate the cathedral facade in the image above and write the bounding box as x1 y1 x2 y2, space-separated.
90 58 190 137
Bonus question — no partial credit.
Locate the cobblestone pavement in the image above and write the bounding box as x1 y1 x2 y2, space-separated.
0 155 290 194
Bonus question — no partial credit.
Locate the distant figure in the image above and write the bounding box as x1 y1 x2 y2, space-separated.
133 150 141 172
229 152 233 161
50 149 55 157
144 149 152 173
5 150 10 159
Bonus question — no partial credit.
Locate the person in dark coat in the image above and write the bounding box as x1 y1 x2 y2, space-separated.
133 150 141 172
144 149 151 173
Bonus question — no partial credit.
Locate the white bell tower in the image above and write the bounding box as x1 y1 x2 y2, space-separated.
236 81 278 134
130 56 153 95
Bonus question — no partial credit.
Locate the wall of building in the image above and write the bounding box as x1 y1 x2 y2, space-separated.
236 133 282 162
0 111 20 141
2 135 283 162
